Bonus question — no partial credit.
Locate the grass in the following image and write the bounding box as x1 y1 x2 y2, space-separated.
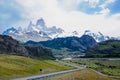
64 59 120 76
0 54 72 80
46 69 118 80
52 48 71 57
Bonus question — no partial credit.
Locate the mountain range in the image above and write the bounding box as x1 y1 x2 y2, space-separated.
1 17 120 58
2 18 119 42
25 35 96 55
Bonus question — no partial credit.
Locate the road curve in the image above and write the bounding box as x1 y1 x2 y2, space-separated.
13 61 86 80
57 60 86 69
92 69 120 79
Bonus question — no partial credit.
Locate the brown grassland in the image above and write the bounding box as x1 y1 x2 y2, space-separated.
46 69 119 80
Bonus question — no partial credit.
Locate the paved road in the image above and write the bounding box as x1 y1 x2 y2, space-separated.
57 60 86 69
13 61 86 80
13 69 79 80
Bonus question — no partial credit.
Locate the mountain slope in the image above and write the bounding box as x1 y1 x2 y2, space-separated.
84 30 116 42
26 35 97 53
0 35 28 56
0 35 54 59
86 40 120 57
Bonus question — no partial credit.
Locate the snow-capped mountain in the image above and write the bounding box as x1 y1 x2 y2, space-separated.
2 18 119 42
3 27 19 35
26 18 64 38
84 30 117 42
52 31 80 38
3 18 64 42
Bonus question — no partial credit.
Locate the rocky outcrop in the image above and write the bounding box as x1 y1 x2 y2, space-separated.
0 35 54 59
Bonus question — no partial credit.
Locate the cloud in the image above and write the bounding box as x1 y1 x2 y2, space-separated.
0 0 120 37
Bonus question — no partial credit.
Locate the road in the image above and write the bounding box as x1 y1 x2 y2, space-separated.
57 60 86 69
92 69 120 79
13 61 86 80
13 69 79 80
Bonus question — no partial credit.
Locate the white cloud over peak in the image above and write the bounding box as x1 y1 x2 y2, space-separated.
0 0 120 37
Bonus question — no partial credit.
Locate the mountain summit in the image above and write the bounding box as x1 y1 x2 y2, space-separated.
84 30 117 42
3 18 64 42
36 18 46 26
3 27 18 35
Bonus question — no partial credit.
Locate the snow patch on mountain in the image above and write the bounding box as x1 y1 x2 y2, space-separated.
2 18 64 42
84 30 118 42
2 18 120 42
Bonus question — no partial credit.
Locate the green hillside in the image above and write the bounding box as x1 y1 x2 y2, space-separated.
0 54 72 80
86 40 120 57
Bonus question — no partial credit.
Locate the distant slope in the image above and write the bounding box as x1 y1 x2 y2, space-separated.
0 55 72 79
84 30 118 42
0 35 54 59
86 40 120 57
26 35 96 53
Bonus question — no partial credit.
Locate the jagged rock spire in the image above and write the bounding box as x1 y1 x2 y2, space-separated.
36 18 46 27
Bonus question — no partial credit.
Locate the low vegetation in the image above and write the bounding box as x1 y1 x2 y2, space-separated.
47 69 118 80
86 40 120 58
64 59 120 77
0 54 72 80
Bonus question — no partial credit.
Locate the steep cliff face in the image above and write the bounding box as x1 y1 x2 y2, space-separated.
0 35 29 56
0 35 54 59
25 45 54 58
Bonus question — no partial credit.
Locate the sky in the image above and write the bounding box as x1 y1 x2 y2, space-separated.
0 0 120 37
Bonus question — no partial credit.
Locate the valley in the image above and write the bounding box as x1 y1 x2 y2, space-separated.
0 30 120 80
1 0 120 80
64 58 120 77
44 58 120 80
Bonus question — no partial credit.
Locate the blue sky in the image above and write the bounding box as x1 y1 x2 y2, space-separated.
107 0 120 14
77 0 120 15
0 0 120 36
0 0 23 30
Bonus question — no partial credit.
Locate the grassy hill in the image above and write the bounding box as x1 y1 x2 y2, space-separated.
0 54 72 80
86 40 120 58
